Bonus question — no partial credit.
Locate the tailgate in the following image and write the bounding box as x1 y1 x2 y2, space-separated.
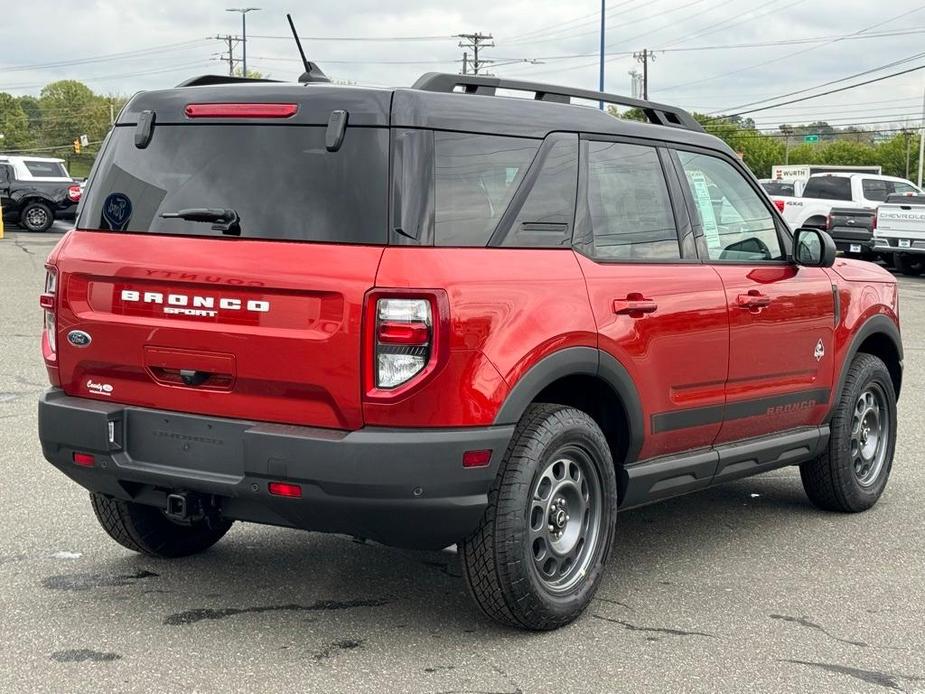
55 232 382 430
877 203 925 238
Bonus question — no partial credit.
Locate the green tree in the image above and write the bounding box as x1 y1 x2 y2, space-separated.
0 92 32 150
39 80 112 149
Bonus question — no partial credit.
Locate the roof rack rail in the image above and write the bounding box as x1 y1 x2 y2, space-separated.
175 75 282 88
411 72 702 132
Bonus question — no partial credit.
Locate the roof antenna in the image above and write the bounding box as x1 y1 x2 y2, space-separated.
287 13 330 84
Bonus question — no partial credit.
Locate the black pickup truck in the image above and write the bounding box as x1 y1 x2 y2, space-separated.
827 206 878 258
0 159 81 232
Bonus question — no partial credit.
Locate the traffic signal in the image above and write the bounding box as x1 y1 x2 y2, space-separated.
73 139 81 154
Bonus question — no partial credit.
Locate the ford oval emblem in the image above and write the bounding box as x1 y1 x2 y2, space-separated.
67 330 92 348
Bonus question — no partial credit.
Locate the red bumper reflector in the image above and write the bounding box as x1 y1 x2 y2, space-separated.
72 452 95 467
268 481 302 498
463 450 492 468
39 293 55 310
185 103 298 119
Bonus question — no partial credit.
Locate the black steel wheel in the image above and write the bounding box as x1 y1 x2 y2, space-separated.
801 353 897 512
460 404 618 630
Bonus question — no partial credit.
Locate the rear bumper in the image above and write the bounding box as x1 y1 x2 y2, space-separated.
873 237 925 254
38 390 513 549
831 228 874 252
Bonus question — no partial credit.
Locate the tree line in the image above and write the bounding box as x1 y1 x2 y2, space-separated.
1 80 920 182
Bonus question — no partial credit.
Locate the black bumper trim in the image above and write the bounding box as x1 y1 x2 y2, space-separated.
38 390 514 549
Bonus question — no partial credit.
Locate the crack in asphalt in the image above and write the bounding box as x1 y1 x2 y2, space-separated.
770 613 869 647
592 614 716 639
164 598 390 625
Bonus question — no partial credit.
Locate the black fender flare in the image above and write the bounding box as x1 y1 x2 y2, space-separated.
493 346 645 464
829 314 903 420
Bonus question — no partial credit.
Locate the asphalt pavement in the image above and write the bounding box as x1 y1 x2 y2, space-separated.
1 226 923 693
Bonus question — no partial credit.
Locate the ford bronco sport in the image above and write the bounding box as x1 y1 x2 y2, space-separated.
38 72 902 631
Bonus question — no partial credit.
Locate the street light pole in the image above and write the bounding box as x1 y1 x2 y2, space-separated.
918 85 925 189
598 0 605 110
227 7 261 76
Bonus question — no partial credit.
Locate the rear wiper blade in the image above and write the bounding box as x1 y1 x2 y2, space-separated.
161 208 241 236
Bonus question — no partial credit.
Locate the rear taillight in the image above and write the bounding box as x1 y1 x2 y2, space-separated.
773 199 785 213
375 298 433 389
41 267 57 356
873 214 877 231
363 290 449 397
826 214 833 231
66 184 81 203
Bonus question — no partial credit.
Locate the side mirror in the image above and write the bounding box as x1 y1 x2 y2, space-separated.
794 227 836 268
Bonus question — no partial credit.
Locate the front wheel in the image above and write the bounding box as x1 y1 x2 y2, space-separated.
800 353 897 512
19 201 54 232
460 404 618 630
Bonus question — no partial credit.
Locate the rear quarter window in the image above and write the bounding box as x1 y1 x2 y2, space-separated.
24 160 68 177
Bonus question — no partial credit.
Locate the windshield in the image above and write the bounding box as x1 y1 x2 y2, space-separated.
78 124 389 243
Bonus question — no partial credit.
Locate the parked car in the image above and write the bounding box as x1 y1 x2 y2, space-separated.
826 206 878 258
874 193 925 275
0 156 81 231
38 72 903 631
771 172 920 230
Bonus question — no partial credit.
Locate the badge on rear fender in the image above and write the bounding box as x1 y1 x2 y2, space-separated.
67 330 92 347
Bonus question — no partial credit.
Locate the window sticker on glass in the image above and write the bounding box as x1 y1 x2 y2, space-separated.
688 170 721 250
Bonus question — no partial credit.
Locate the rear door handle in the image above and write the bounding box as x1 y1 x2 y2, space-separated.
613 294 658 316
736 290 771 309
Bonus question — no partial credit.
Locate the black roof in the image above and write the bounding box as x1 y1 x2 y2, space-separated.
117 72 728 154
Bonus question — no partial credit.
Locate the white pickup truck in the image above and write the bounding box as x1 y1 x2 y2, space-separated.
771 172 920 230
873 193 925 275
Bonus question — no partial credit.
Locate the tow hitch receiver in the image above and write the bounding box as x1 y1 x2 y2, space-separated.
166 493 189 520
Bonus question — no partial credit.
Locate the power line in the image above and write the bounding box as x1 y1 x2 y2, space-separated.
724 63 925 117
662 5 925 92
714 49 925 114
248 33 452 42
0 39 210 73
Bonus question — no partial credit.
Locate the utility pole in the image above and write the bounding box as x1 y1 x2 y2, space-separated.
633 49 653 100
457 33 494 75
461 52 468 75
598 0 605 110
227 8 260 77
918 85 925 189
215 34 242 75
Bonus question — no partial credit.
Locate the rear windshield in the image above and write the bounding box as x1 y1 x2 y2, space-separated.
24 160 68 177
78 125 388 243
760 181 794 197
803 176 851 201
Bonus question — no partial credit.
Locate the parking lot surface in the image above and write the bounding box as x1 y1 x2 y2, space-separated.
1 228 923 693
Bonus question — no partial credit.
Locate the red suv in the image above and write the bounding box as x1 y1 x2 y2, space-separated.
38 72 902 630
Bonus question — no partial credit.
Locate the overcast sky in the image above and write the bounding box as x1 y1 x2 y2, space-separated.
2 0 925 129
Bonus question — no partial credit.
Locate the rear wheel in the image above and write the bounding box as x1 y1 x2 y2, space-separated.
90 493 232 558
800 354 896 512
460 404 617 630
19 201 54 232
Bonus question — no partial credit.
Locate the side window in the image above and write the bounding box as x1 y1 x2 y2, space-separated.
802 176 852 201
862 179 891 202
580 140 680 260
434 132 539 246
892 181 919 195
0 165 10 184
676 151 784 262
499 133 578 248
